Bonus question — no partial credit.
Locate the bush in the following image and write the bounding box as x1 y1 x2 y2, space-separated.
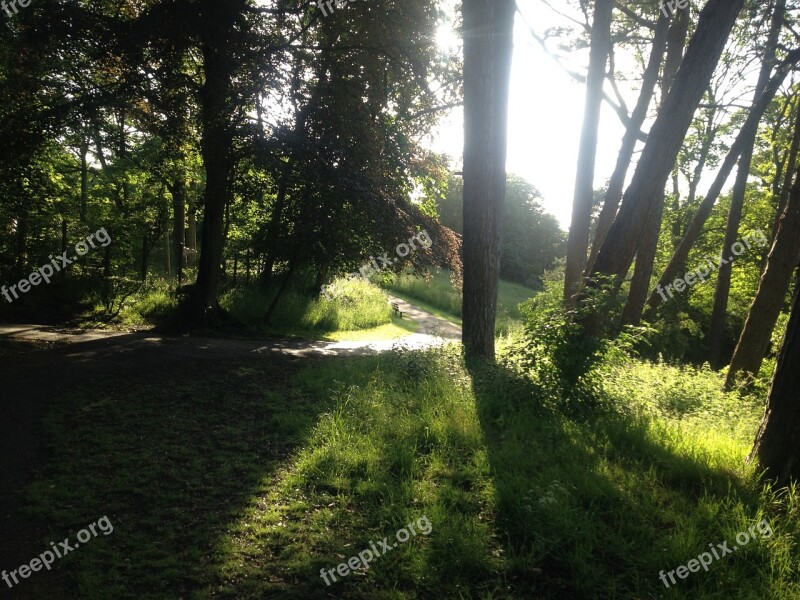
115 279 177 326
220 277 392 334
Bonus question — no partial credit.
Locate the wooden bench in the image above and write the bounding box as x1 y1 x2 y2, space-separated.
391 302 403 318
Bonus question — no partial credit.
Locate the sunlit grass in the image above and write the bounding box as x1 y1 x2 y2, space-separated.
323 316 418 341
19 343 800 598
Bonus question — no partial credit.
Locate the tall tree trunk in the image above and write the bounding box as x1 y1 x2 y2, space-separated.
170 177 187 285
14 211 27 280
589 0 745 295
245 248 251 284
707 0 785 367
461 0 516 360
770 99 800 248
79 137 89 222
102 227 112 307
187 199 197 267
162 208 171 276
646 51 800 309
587 11 670 274
727 166 800 386
748 279 800 487
621 190 665 326
60 220 68 282
564 0 614 302
192 0 239 320
660 2 690 95
141 235 149 281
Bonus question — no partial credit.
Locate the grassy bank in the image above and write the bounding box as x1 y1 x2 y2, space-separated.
382 269 536 334
102 277 417 340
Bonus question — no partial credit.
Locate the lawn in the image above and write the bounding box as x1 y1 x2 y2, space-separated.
19 343 800 599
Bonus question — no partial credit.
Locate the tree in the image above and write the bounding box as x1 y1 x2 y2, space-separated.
587 0 746 328
618 6 686 326
564 0 613 303
587 8 672 274
462 0 516 360
438 174 565 288
646 49 800 309
190 0 249 321
707 0 786 367
727 161 800 386
749 272 800 487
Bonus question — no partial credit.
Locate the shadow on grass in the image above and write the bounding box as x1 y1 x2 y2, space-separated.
6 343 793 600
464 359 779 599
1 335 330 600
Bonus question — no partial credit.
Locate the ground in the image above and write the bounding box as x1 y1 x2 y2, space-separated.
0 297 459 599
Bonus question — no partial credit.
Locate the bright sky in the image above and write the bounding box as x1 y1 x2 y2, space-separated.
430 1 630 230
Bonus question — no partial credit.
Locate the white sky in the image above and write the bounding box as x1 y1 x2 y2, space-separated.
429 1 628 229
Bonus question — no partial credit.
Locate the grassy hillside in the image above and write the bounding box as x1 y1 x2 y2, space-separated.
382 269 536 334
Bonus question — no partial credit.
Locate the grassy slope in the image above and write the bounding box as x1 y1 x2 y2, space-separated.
382 270 536 333
23 346 800 599
108 278 417 341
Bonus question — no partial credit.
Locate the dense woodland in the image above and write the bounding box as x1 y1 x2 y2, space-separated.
2 0 800 598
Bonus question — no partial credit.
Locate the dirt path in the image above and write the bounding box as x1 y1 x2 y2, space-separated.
0 298 460 595
0 295 459 357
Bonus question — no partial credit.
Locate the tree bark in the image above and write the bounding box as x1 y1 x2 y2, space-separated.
170 177 187 285
60 220 68 282
749 277 800 487
707 0 785 367
727 166 800 385
589 0 745 292
621 190 664 326
587 11 670 274
770 99 800 247
564 0 614 302
462 0 516 360
141 235 149 281
187 198 197 267
191 0 240 321
79 136 89 222
162 207 171 276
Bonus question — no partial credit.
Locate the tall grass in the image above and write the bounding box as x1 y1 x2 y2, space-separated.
205 346 800 598
221 277 392 335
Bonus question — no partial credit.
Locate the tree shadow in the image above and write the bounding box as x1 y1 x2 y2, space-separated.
463 359 765 599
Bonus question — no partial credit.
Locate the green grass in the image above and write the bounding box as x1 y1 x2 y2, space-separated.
21 343 800 599
382 269 536 334
324 316 418 341
220 277 394 337
107 277 400 339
